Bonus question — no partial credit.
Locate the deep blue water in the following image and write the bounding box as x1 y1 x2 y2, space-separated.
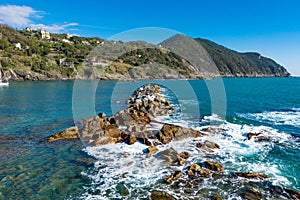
0 78 299 199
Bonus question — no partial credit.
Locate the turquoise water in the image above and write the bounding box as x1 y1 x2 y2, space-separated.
0 78 299 199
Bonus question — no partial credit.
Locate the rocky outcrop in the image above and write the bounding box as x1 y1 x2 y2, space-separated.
204 161 224 172
46 83 299 199
47 126 79 142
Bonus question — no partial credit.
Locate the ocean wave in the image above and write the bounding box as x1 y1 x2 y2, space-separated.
237 108 300 127
79 114 299 199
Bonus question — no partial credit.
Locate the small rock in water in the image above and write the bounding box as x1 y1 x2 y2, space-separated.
150 191 175 200
196 140 220 149
189 164 201 171
47 126 79 142
146 146 158 158
204 161 224 172
163 171 183 183
179 151 190 159
234 172 269 179
237 187 262 200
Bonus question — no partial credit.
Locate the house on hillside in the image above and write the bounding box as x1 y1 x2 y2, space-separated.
14 43 22 50
24 27 32 31
66 33 72 39
40 30 51 39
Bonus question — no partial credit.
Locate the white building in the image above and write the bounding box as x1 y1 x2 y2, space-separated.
14 43 22 50
40 30 51 39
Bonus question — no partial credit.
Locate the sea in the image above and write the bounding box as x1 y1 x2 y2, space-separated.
0 78 299 199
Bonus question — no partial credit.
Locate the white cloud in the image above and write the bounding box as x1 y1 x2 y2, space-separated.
0 5 39 27
0 5 78 33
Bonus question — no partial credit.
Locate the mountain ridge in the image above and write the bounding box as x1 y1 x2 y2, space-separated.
0 25 290 81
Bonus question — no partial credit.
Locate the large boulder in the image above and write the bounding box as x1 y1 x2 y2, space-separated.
156 123 202 144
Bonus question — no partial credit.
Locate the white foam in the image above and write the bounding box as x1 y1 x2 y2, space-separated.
238 109 300 127
80 113 298 199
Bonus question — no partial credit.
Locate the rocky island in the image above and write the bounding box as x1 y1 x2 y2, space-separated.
47 84 299 199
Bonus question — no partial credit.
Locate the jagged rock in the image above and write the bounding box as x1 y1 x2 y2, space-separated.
234 172 269 179
146 146 158 158
198 169 211 177
179 151 190 159
196 140 220 149
163 171 183 183
150 191 175 200
204 161 224 172
246 132 270 142
154 148 179 165
156 123 202 144
177 156 185 165
189 164 201 171
237 187 262 200
47 126 79 142
201 127 226 134
128 134 137 145
187 170 198 178
283 187 300 200
211 195 222 200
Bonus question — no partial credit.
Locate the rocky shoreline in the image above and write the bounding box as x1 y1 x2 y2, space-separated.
1 68 294 82
48 84 300 199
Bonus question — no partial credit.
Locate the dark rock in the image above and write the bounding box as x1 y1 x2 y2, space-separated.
150 191 175 200
187 170 198 178
98 112 106 118
179 151 190 159
211 195 222 200
204 161 224 172
201 127 227 134
198 169 211 177
189 163 201 171
196 140 220 149
128 134 137 145
156 123 202 144
163 171 183 183
234 172 269 179
237 187 262 200
47 126 79 142
154 148 179 165
283 188 300 200
177 156 185 165
246 132 270 142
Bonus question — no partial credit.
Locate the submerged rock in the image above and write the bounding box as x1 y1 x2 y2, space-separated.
234 172 269 179
237 187 262 200
154 148 179 165
47 126 79 142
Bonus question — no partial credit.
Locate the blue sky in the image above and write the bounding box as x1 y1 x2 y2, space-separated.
0 0 299 75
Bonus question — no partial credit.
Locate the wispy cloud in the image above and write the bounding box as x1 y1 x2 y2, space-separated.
29 22 78 32
0 5 78 32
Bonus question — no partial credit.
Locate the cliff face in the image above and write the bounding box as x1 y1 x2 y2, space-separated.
0 25 290 81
